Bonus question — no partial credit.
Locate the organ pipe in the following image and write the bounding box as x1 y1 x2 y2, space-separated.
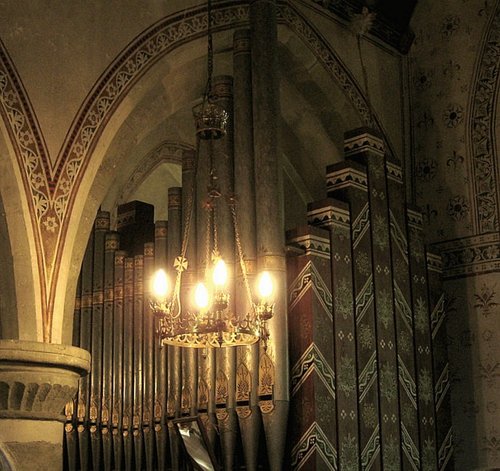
67 126 450 471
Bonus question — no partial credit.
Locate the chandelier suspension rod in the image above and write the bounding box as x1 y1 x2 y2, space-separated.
205 0 214 102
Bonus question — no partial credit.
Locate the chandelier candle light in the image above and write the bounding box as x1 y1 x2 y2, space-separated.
149 0 274 349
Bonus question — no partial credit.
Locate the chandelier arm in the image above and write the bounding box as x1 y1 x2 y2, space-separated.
170 134 201 319
204 197 212 277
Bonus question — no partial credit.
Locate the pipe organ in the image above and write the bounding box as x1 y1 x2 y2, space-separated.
65 129 452 471
286 129 452 471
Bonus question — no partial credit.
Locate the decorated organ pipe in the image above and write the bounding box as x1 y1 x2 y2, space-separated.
132 254 144 469
193 108 218 451
102 231 119 470
427 251 453 470
64 272 81 470
77 228 94 471
250 2 289 470
123 255 135 469
212 75 239 471
233 27 263 471
143 242 156 470
112 250 126 470
88 212 108 470
325 159 378 469
153 220 169 469
166 189 182 470
181 149 198 421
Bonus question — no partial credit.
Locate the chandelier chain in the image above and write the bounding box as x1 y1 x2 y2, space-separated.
205 0 214 101
229 197 254 313
204 196 212 277
170 135 201 319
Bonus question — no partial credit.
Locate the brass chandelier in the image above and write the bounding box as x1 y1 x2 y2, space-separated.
149 0 274 348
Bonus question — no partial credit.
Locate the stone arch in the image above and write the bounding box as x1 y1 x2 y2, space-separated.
55 2 398 343
468 0 500 234
0 117 42 341
115 140 192 207
0 193 18 339
0 2 398 343
0 443 15 470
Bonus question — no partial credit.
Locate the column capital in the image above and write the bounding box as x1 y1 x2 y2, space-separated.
0 340 90 421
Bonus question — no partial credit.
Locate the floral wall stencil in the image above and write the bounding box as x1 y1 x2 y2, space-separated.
410 0 495 242
412 0 500 468
441 273 500 469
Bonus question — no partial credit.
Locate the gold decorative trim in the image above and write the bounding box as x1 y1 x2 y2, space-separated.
344 132 385 157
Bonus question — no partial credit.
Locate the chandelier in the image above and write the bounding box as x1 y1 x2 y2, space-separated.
149 0 274 349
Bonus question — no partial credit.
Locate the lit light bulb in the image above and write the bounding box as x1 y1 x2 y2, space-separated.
257 271 273 300
152 269 169 300
194 282 210 310
212 258 228 287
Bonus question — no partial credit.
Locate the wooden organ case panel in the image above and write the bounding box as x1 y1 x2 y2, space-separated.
286 128 452 471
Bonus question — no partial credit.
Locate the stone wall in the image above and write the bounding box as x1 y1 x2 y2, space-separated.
410 1 500 468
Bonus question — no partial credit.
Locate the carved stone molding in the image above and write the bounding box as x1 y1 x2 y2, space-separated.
469 1 500 233
432 232 500 279
117 141 193 205
0 340 90 421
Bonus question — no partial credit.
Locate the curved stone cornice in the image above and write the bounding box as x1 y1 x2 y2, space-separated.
117 140 193 205
0 340 90 421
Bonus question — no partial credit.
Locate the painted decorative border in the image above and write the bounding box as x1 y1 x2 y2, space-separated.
358 351 377 402
307 201 351 230
430 294 445 339
288 260 333 316
434 363 449 413
352 203 370 248
398 355 417 409
390 210 408 263
117 140 192 204
468 0 500 234
437 427 453 471
291 421 338 471
291 343 336 398
386 161 403 184
361 425 380 470
401 423 420 470
326 164 368 194
355 275 373 324
344 131 385 157
406 207 423 231
287 232 331 259
432 232 500 279
394 282 413 334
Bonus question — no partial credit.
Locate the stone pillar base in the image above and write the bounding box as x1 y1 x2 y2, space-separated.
0 340 90 471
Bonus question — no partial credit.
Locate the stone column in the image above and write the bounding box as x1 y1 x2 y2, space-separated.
0 340 90 471
250 1 289 469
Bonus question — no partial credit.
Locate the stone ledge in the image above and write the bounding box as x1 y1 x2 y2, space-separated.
0 341 90 420
0 340 90 375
